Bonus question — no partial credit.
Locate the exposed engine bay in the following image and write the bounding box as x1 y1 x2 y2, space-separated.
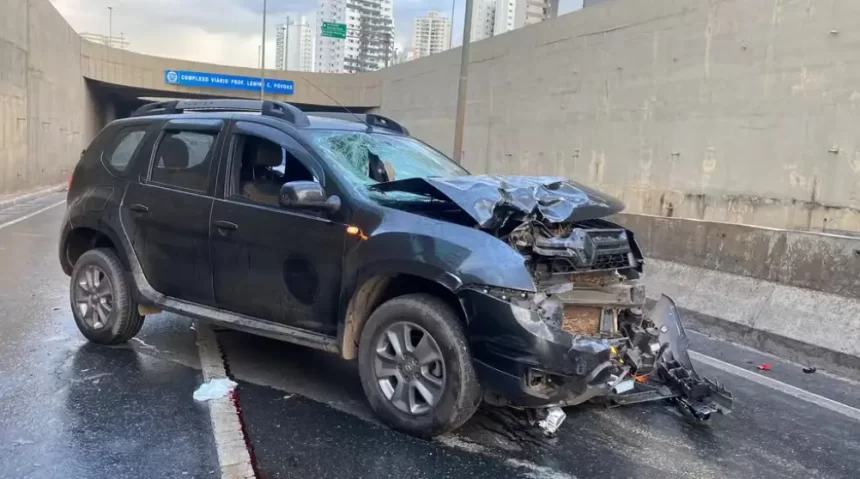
499 217 732 432
371 175 734 433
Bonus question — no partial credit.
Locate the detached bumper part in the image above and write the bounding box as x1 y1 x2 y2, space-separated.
606 295 733 420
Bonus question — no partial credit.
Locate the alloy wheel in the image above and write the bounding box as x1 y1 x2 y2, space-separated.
374 321 447 415
74 265 114 330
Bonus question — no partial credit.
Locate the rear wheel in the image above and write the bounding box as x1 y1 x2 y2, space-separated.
70 248 144 345
358 294 481 438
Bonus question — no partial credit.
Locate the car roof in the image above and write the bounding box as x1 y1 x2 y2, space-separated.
110 111 404 135
117 100 410 136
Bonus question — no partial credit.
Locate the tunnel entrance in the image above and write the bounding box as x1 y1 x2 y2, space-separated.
85 79 374 132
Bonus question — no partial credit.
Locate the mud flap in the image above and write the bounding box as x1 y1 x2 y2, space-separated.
608 295 733 420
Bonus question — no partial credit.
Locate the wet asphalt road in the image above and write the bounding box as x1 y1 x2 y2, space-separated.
1 194 859 479
0 194 217 479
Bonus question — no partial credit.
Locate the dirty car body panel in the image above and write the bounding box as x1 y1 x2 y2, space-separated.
60 101 731 433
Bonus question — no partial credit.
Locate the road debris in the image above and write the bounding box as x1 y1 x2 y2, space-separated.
537 407 566 436
193 378 238 402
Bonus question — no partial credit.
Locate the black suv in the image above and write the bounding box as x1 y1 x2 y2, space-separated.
60 99 730 437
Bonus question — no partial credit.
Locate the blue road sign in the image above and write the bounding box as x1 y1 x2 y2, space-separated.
164 69 294 94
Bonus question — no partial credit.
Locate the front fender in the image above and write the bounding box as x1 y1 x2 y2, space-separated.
343 224 536 300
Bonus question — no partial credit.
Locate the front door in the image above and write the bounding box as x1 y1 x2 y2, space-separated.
121 118 224 305
210 121 346 336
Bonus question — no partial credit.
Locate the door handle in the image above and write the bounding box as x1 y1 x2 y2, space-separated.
129 203 149 213
213 220 239 231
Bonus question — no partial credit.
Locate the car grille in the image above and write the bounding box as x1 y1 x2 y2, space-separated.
593 252 633 271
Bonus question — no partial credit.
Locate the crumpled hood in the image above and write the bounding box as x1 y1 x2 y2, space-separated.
370 175 625 229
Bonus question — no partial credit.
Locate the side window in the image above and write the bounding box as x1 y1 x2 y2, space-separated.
102 127 147 173
230 134 317 207
150 130 218 193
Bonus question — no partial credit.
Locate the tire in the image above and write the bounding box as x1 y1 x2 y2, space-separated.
358 293 481 438
69 248 144 345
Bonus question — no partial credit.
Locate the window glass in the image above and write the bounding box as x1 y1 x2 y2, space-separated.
150 130 217 192
103 127 146 173
233 135 317 207
309 131 467 189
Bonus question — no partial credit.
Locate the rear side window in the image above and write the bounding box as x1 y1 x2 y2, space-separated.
150 131 218 192
102 127 147 173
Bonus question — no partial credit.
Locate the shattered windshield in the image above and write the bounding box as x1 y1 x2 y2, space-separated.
309 130 468 192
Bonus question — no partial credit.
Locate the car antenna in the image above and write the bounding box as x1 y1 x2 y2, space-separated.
300 76 372 132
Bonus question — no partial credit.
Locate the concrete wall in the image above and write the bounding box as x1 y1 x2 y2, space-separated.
0 0 99 194
376 0 860 234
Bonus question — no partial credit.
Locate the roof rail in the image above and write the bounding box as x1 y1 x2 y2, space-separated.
131 99 311 127
305 111 409 135
366 113 409 135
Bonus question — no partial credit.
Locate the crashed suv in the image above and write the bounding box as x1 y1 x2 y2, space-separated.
59 99 731 438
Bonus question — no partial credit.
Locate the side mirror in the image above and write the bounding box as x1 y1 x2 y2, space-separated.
279 181 341 213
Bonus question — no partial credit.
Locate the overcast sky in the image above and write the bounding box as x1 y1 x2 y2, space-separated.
50 0 584 68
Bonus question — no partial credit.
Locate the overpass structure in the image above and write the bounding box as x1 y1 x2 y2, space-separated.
2 0 860 373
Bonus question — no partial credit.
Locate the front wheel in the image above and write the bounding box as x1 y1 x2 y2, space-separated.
358 294 481 438
69 248 144 345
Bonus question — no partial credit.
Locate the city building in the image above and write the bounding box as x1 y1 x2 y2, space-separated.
522 0 559 26
493 0 516 35
316 0 395 74
411 11 451 59
80 32 129 49
471 0 496 42
274 16 315 72
494 0 559 36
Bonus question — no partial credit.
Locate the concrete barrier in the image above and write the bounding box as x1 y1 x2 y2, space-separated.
615 213 860 300
643 259 860 379
614 213 860 378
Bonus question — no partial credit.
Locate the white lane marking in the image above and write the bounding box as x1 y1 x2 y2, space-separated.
689 350 860 422
0 200 65 231
196 322 256 479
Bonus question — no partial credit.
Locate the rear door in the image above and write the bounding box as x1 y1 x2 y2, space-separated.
121 118 225 305
209 120 347 336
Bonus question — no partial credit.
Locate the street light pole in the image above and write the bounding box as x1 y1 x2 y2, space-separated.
452 0 474 164
107 6 113 48
449 0 456 50
285 19 290 70
260 0 267 100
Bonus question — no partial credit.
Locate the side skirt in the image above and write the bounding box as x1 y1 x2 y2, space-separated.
123 247 338 354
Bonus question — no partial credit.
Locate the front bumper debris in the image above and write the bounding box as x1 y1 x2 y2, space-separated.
605 295 733 420
462 288 733 430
